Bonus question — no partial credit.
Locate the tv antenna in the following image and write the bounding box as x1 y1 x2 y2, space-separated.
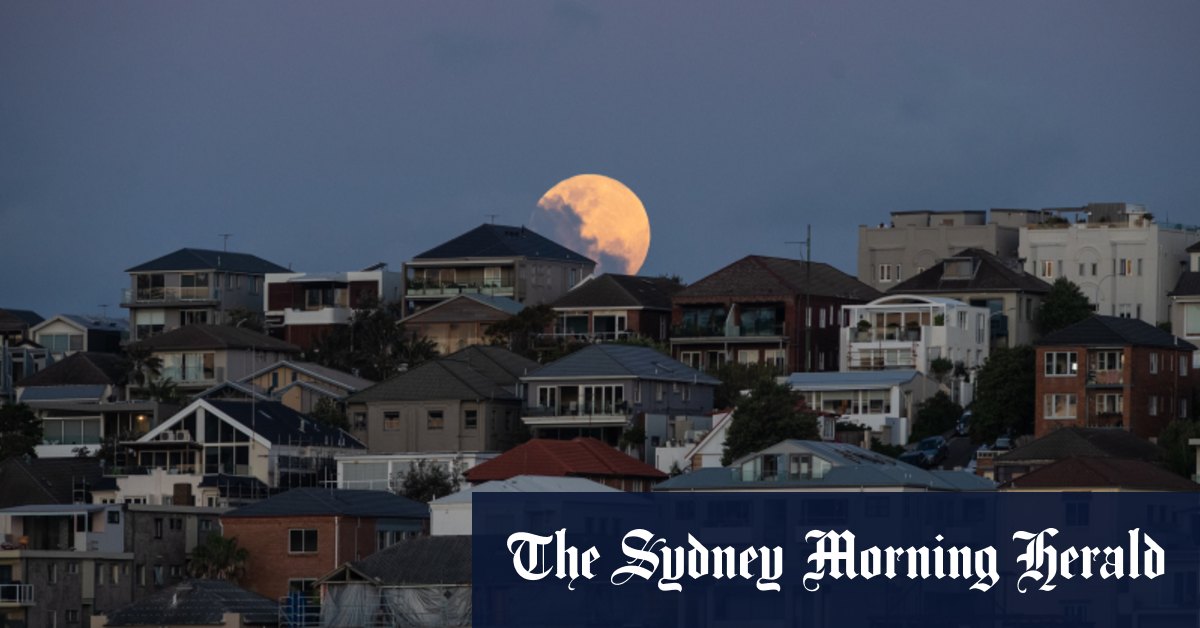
219 233 233 251
486 214 499 224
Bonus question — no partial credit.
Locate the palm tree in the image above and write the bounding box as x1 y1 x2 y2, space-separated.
188 533 250 581
124 345 163 389
144 377 181 404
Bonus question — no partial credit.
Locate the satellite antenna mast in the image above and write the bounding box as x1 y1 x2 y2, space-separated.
219 233 233 251
785 225 813 372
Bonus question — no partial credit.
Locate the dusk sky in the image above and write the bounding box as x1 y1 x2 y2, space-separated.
4 2 1199 317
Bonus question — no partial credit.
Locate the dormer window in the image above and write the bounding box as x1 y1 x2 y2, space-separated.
943 258 974 279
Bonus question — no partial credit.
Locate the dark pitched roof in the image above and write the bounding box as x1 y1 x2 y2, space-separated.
0 456 106 507
341 536 471 585
413 223 594 264
465 437 668 483
348 345 538 403
0 308 43 333
524 344 721 385
125 248 289 274
1169 271 1200 297
891 248 1052 294
201 400 364 448
676 255 881 301
551 274 680 310
18 352 127 388
1036 315 1196 350
132 325 300 353
101 579 279 626
1188 240 1200 253
1001 457 1199 491
997 427 1163 464
223 487 428 519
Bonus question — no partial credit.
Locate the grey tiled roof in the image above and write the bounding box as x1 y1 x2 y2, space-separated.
0 456 106 507
1169 271 1200 297
339 536 471 585
201 400 364 448
224 487 428 519
1188 240 1200 253
240 360 374 391
1035 315 1196 350
551 274 680 310
524 344 721 384
675 255 881 301
0 308 43 333
890 248 1052 294
348 345 538 403
413 223 593 264
132 325 300 353
997 427 1164 463
18 352 128 387
125 248 289 273
102 579 279 626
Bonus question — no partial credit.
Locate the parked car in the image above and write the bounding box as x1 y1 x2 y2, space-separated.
956 410 972 436
992 436 1013 451
899 435 949 468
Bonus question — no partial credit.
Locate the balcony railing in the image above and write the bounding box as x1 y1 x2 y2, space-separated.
538 330 633 343
1086 412 1124 428
122 287 219 304
0 584 34 606
852 327 924 343
1087 370 1124 386
161 367 216 384
405 283 515 297
673 322 785 338
524 402 629 417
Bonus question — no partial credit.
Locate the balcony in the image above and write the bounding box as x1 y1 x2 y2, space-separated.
121 287 220 306
405 281 515 299
522 403 630 427
1086 370 1125 387
672 322 785 340
0 584 34 607
1086 412 1124 428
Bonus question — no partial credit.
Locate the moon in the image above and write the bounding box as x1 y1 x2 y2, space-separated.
531 174 651 275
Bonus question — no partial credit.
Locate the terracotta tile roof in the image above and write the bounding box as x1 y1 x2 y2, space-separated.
1001 457 1199 491
465 437 667 483
675 255 880 301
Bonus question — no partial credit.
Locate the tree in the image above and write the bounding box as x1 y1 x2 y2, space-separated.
188 533 250 581
310 397 349 430
1157 419 1200 477
1037 277 1093 335
710 361 782 410
144 377 182 404
0 403 42 460
721 379 819 465
398 459 461 503
306 295 439 381
970 345 1036 444
485 304 556 359
225 307 264 332
908 391 962 442
123 344 162 389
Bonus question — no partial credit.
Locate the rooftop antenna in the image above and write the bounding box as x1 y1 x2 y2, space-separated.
786 224 813 372
486 214 499 224
98 304 109 319
219 233 233 251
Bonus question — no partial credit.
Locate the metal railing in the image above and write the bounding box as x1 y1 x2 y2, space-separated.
0 584 34 606
122 286 219 304
524 402 629 417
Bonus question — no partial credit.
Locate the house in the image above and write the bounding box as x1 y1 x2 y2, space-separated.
0 307 46 402
670 255 880 373
0 503 224 627
399 293 523 355
888 248 1052 347
130 325 300 395
122 248 291 342
841 295 990 373
544 273 681 343
263 265 404 349
653 409 732 474
96 398 364 507
220 488 428 602
464 437 668 492
1019 202 1200 325
999 457 1199 492
1033 315 1199 438
91 579 280 627
402 223 595 315
429 475 619 536
233 359 374 414
0 457 106 508
30 314 128 359
0 308 42 347
785 370 939 446
857 208 1043 291
336 451 500 491
345 345 538 453
317 536 470 627
991 426 1165 485
1168 239 1200 367
653 440 995 492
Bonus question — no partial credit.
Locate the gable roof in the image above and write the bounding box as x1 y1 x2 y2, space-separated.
413 224 594 264
465 437 668 483
891 248 1052 294
240 360 374 392
18 352 128 388
143 399 364 449
348 345 538 403
125 248 289 274
997 427 1163 464
132 325 300 353
31 314 129 334
101 579 279 626
321 536 471 586
523 344 720 384
551 274 680 310
223 487 428 519
0 456 106 507
1169 271 1200 297
400 293 523 324
1189 240 1200 253
1035 315 1196 350
675 256 881 301
0 308 43 333
1001 457 1199 491
432 475 620 504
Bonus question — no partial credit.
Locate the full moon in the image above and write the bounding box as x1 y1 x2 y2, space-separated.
531 174 651 275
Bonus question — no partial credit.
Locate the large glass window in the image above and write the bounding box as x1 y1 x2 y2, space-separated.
40 333 84 353
1044 351 1078 376
1186 304 1200 336
41 418 102 445
1045 394 1077 419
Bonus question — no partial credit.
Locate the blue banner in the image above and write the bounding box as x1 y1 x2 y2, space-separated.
473 492 1200 627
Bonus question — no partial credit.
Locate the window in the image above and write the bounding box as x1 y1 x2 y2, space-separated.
682 385 691 402
1095 394 1123 415
1117 258 1134 276
537 387 557 410
111 564 120 584
289 529 318 553
1182 355 1189 377
1044 351 1078 376
1039 260 1055 278
40 333 84 353
1092 350 1123 372
464 409 477 430
66 610 79 624
382 412 401 431
154 518 163 539
169 517 183 531
1149 396 1159 417
655 383 664 401
764 349 786 368
736 349 757 364
67 562 78 575
680 351 701 369
877 264 894 283
199 519 212 532
253 277 263 295
107 510 120 524
1045 394 1077 419
98 564 107 585
484 266 503 287
426 410 444 430
1182 398 1189 419
138 564 146 587
819 308 827 329
633 384 641 404
180 310 209 325
1150 352 1159 374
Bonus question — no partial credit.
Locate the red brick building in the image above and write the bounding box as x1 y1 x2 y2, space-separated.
1034 315 1199 439
670 255 881 373
464 437 668 491
220 488 427 601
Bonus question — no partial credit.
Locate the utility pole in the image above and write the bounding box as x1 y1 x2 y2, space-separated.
219 233 233 251
786 224 813 372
